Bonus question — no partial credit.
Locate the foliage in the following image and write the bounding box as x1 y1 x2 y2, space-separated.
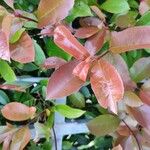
0 0 149 149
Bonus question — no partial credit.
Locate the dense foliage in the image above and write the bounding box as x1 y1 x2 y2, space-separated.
0 0 149 149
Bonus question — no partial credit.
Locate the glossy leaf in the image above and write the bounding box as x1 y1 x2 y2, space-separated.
123 91 143 107
46 60 85 99
42 57 66 69
90 59 124 114
110 26 150 53
74 27 99 39
1 102 36 121
10 32 35 64
55 104 85 119
10 126 30 150
85 29 106 56
37 0 74 28
54 25 89 60
130 57 150 82
0 60 16 82
0 90 10 105
101 0 130 14
87 114 120 136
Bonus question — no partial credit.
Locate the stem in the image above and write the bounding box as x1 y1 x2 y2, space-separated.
122 119 142 150
52 127 58 150
97 50 109 60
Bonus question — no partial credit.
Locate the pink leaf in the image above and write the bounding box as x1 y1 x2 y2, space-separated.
54 25 89 60
90 59 124 114
42 57 66 69
139 0 150 15
74 27 99 39
139 90 150 106
46 60 85 99
85 28 106 56
37 0 74 28
110 26 150 53
3 0 14 9
10 32 35 63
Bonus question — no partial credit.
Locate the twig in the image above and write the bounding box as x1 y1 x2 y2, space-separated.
52 127 58 150
122 119 142 150
97 50 109 60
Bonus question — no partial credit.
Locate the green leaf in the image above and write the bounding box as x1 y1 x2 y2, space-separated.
0 60 16 82
0 90 9 105
136 11 150 26
44 38 71 61
68 92 85 108
87 114 120 136
54 104 85 119
66 0 93 23
10 28 25 44
101 0 130 14
33 40 46 65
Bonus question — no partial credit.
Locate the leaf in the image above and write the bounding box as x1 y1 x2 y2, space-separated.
103 53 136 90
68 92 85 108
0 90 9 105
130 57 150 82
110 26 150 53
87 114 120 136
127 105 150 130
74 27 99 39
10 32 35 64
44 38 71 61
3 0 14 9
42 57 66 69
10 28 25 44
139 0 150 15
85 28 106 56
66 0 93 23
37 0 74 28
123 91 143 107
33 40 46 65
0 60 16 82
46 60 85 99
90 59 124 114
10 126 30 150
112 145 123 150
139 90 150 106
1 102 36 121
100 0 130 14
54 104 85 119
54 25 89 60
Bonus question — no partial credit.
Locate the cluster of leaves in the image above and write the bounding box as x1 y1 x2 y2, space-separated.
0 0 149 149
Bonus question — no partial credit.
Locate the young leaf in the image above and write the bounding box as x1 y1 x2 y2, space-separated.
10 126 30 150
42 57 66 69
74 27 99 39
37 0 74 28
139 90 150 106
54 25 89 60
10 32 35 64
46 60 85 99
54 104 85 119
87 114 120 136
1 102 36 121
130 57 150 82
100 0 130 14
139 0 150 15
90 59 124 114
110 26 150 53
0 60 16 82
85 28 106 56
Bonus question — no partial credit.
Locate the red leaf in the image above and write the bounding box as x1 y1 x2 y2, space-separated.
54 25 89 60
103 53 137 90
110 26 150 53
42 57 66 69
37 0 74 28
10 32 35 63
139 90 150 106
85 29 106 56
90 59 124 114
1 102 36 121
46 60 85 99
74 27 99 39
127 104 150 130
